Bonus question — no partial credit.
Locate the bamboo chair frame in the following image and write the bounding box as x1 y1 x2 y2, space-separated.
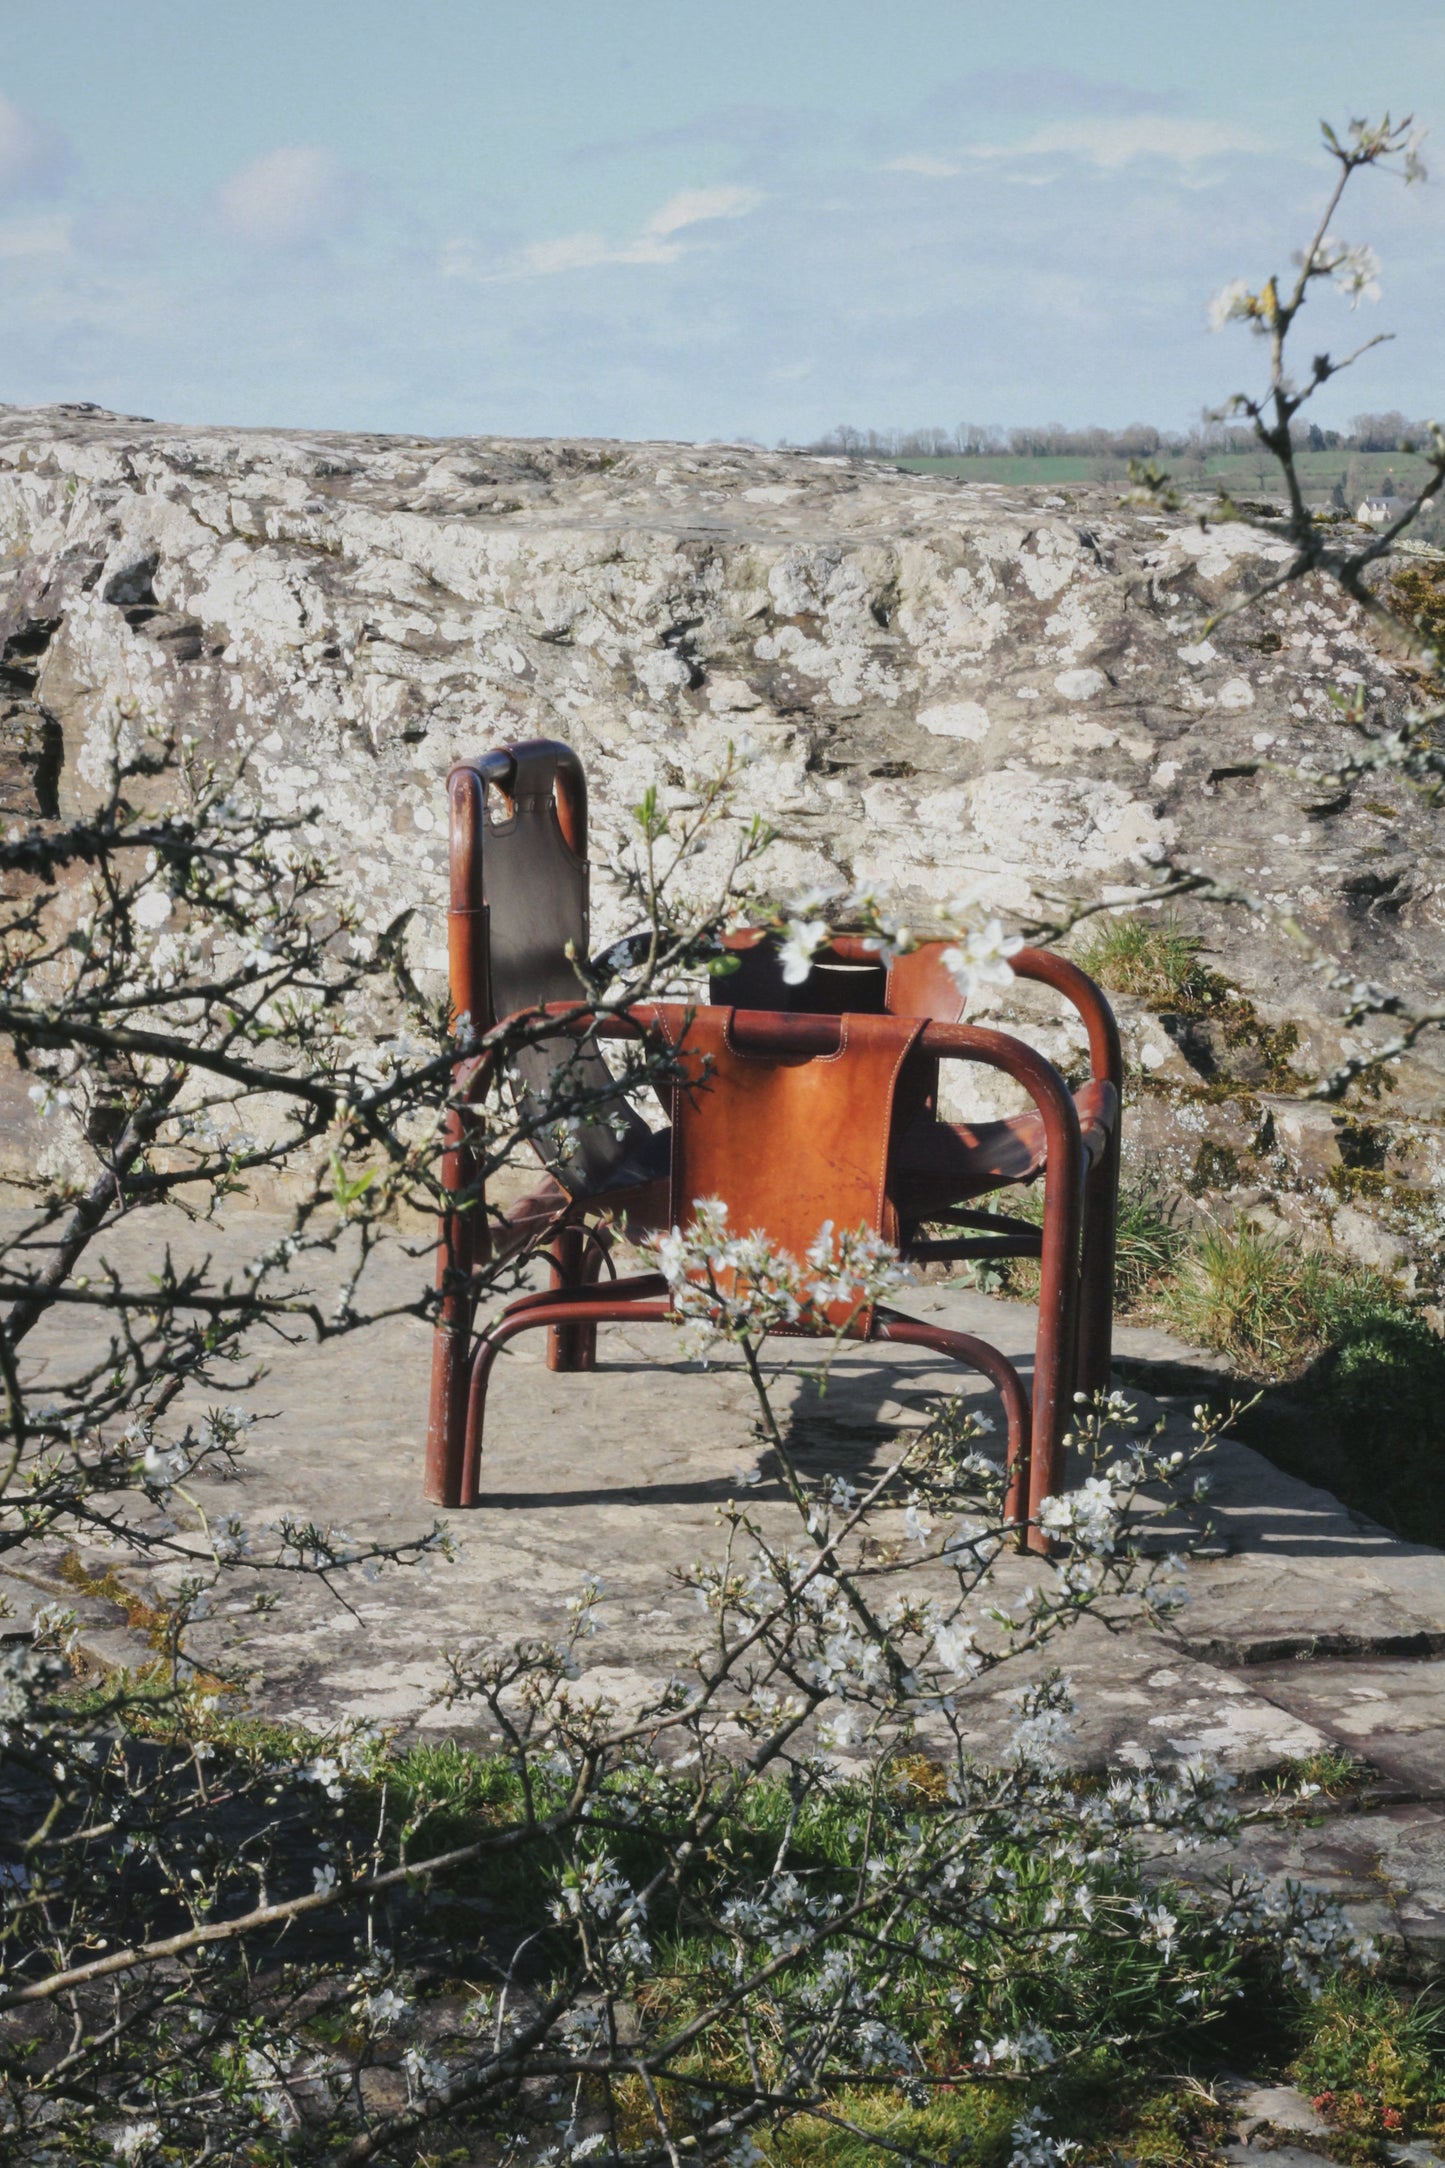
425 741 1123 1555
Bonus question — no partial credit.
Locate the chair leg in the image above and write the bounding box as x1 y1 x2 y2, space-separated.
546 1221 604 1372
424 1113 484 1509
460 1289 672 1507
1074 1124 1121 1400
875 1313 1033 1550
1027 1184 1084 1549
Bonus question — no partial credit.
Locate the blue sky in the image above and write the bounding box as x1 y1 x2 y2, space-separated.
1 1 1440 441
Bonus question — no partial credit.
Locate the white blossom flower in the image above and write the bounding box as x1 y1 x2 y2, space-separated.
1007 2105 1080 2167
213 1511 252 1561
1207 278 1257 331
141 1440 187 1490
1007 1681 1076 1771
932 1620 982 1678
26 1081 73 1117
1038 1474 1120 1553
550 1851 652 1965
111 2122 162 2161
941 917 1023 1003
1137 1899 1179 1957
807 1221 903 1309
788 883 840 916
402 2043 452 2097
302 1755 344 1798
653 1225 689 1285
857 912 916 962
777 917 829 985
903 1500 933 1548
133 887 172 929
818 1707 858 1749
364 1986 409 2028
242 2048 299 2130
30 1602 79 1653
1334 241 1382 306
565 1574 606 1636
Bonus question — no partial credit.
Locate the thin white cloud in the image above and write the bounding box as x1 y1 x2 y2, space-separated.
0 91 72 199
216 146 354 247
968 116 1264 168
528 183 765 272
881 155 962 179
521 228 677 274
645 184 763 236
446 182 764 282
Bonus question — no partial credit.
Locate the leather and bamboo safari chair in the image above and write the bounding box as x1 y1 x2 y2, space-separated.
425 739 1111 1553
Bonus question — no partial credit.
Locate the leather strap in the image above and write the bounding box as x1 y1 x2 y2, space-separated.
656 1006 925 1334
507 740 564 815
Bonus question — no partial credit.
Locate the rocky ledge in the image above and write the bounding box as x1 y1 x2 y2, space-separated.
1 406 1441 1285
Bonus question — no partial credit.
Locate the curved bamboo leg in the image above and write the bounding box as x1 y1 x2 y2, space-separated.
875 1312 1032 1548
1075 1115 1121 1399
546 1221 606 1373
1026 1131 1083 1549
426 760 492 1508
425 1105 485 1508
459 1293 673 1508
888 1021 1084 1543
1012 949 1123 1411
455 1291 1037 1540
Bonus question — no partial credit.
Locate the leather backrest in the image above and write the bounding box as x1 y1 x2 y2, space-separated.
483 742 590 1026
886 944 969 1023
477 739 655 1196
656 1005 924 1333
710 929 888 1016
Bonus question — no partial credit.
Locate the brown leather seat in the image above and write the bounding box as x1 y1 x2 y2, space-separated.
495 1160 670 1257
892 1077 1118 1210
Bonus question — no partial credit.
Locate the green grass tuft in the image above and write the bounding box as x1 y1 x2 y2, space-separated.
1291 1978 1445 2149
1075 913 1301 1084
761 2083 1019 2167
1113 1163 1189 1307
1076 914 1214 1011
1164 1220 1338 1376
1162 1220 1445 1545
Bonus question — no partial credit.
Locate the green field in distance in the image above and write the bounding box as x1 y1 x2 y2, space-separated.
884 449 1432 501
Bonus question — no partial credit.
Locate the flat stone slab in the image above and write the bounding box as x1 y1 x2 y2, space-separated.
10 1206 1445 1959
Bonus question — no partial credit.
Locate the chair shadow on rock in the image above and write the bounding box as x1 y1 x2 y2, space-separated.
425 739 1123 1555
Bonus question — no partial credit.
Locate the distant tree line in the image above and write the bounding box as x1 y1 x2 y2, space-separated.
797 410 1433 460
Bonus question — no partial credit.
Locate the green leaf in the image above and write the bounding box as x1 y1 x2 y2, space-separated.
330 1155 378 1213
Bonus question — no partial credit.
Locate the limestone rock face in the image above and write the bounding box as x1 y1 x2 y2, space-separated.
2 407 1441 1280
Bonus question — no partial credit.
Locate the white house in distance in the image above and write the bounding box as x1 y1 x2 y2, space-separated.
1357 492 1404 525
